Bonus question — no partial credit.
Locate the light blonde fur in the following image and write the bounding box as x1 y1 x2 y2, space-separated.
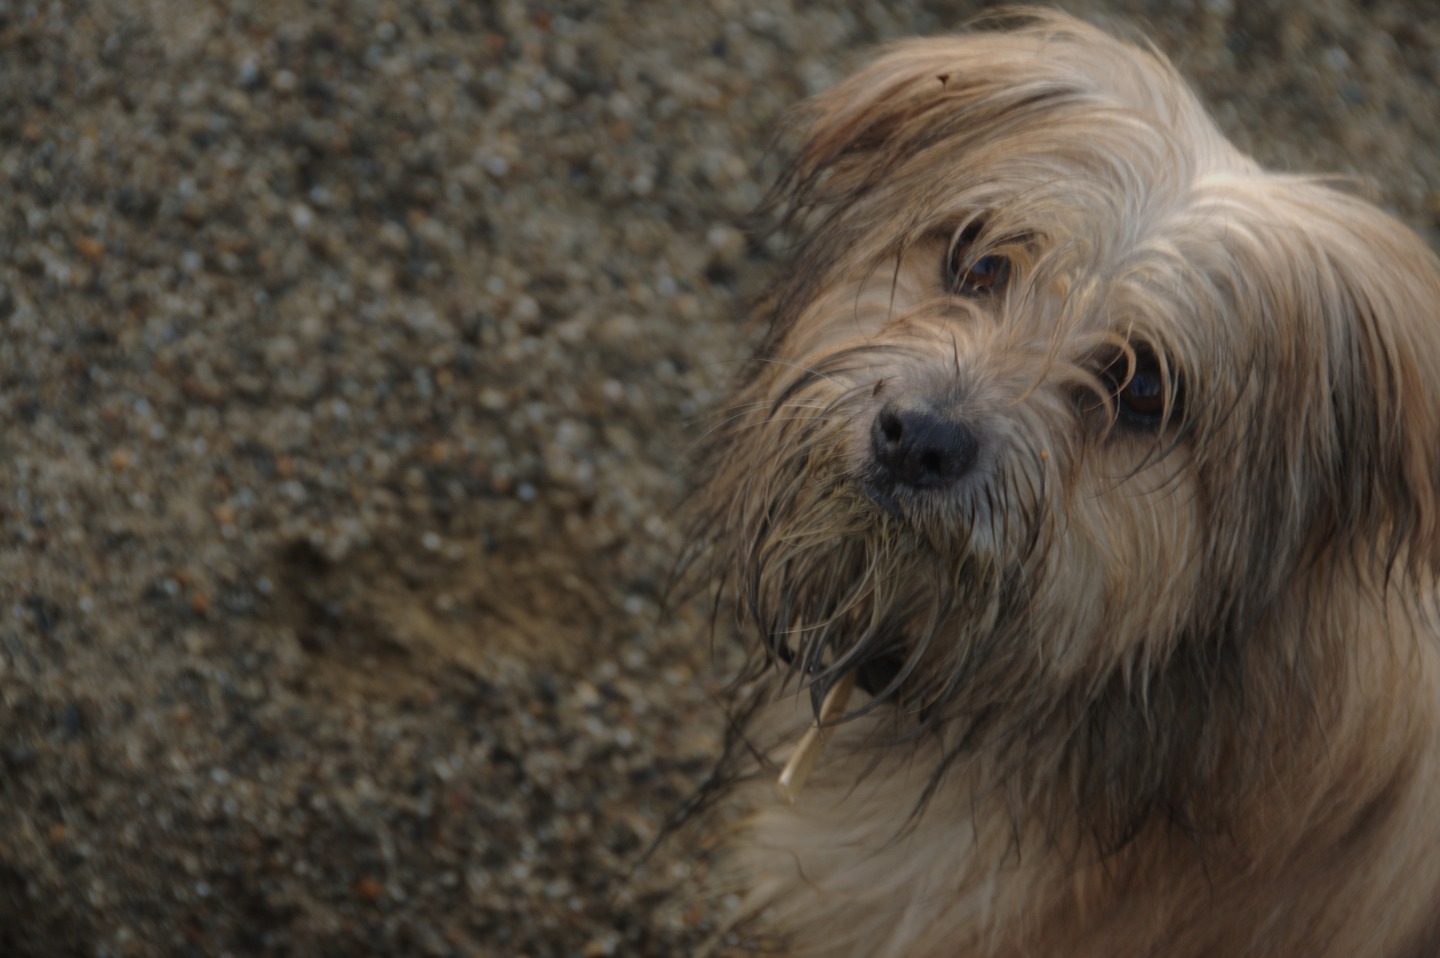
694 11 1440 957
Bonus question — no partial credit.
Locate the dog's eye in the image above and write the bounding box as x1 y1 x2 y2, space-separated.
1101 348 1176 427
946 222 1010 296
1119 366 1165 420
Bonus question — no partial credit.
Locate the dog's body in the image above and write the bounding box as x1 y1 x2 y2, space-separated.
697 12 1440 957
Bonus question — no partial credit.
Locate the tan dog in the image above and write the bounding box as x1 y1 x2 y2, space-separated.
694 11 1440 957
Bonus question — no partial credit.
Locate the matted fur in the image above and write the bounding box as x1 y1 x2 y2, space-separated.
692 10 1440 958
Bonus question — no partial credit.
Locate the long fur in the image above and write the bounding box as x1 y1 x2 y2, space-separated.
692 11 1440 957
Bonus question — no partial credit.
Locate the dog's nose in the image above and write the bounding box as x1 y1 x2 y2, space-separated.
870 398 979 489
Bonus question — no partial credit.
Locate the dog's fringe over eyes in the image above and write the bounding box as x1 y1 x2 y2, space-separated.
682 8 1440 958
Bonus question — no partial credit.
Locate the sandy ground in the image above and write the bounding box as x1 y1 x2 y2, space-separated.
0 0 1436 955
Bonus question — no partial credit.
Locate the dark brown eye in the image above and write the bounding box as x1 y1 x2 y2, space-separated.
946 221 1010 296
1101 347 1176 426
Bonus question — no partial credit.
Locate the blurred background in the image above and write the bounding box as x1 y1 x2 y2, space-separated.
0 0 1435 955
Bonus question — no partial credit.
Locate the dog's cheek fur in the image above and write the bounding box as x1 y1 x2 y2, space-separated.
1058 446 1206 672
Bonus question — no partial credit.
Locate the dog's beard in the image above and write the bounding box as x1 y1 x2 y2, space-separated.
713 353 1048 730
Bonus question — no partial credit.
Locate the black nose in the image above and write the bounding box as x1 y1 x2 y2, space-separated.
870 398 979 489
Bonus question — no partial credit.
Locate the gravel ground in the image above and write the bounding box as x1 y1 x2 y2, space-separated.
0 1 1435 955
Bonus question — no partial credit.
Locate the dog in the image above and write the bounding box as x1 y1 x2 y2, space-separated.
692 10 1440 957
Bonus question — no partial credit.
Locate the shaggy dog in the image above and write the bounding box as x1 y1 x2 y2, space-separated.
694 11 1440 957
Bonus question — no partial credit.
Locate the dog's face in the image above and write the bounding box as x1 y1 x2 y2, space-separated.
703 16 1440 740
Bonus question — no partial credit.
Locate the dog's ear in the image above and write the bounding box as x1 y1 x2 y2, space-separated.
778 28 1080 216
774 12 1216 222
1316 189 1440 577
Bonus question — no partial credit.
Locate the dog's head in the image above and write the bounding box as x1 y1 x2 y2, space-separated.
701 13 1440 755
